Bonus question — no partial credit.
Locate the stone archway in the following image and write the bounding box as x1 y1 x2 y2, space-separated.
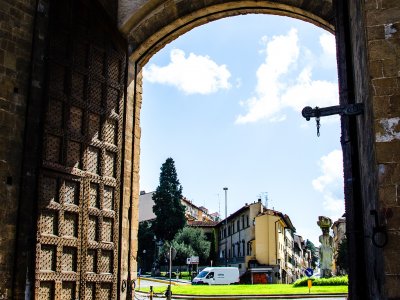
120 0 334 64
1 0 398 299
121 1 392 299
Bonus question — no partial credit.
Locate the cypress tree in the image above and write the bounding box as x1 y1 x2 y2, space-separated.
152 158 186 241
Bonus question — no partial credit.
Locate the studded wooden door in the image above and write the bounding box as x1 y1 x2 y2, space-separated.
35 0 126 299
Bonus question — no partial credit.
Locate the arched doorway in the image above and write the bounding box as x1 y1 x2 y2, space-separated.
8 0 393 299
123 1 384 299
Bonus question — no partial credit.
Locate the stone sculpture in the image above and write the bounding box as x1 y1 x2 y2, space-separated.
317 216 333 278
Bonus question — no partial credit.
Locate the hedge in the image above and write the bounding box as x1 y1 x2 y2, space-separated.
293 275 348 287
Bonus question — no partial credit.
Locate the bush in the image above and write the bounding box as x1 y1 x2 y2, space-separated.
293 275 348 287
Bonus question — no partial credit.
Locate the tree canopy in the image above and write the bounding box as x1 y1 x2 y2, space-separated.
137 221 155 272
160 227 211 265
305 239 319 269
336 238 348 274
152 158 186 242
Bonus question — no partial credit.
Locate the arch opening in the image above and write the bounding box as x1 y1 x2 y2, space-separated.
136 11 342 288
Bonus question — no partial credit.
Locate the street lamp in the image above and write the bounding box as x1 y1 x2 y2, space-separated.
223 187 228 266
152 235 159 276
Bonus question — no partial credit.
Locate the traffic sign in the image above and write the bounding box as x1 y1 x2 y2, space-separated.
305 268 313 277
190 256 199 264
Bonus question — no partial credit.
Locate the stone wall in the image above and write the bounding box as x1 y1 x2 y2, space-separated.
122 0 400 298
0 0 399 298
364 1 400 298
0 0 36 298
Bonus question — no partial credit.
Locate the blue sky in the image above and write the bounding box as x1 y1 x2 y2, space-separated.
139 14 344 245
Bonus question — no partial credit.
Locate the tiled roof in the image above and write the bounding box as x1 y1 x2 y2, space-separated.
188 220 218 227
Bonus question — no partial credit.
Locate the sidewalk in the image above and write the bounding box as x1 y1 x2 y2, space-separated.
138 275 191 285
134 290 347 300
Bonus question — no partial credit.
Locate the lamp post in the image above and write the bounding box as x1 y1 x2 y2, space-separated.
152 235 158 276
223 187 228 267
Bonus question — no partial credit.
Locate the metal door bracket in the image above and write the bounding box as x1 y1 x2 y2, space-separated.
301 103 364 136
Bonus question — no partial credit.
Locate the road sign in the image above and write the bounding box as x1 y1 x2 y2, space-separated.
186 258 191 264
305 268 313 277
190 256 199 264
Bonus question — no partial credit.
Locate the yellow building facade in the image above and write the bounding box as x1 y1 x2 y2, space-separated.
218 200 298 284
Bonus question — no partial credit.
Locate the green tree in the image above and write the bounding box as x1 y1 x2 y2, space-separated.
336 238 348 274
137 221 155 272
305 239 318 269
207 229 218 265
152 158 186 242
160 227 211 265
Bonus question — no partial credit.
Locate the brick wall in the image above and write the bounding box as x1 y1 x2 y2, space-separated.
364 1 400 298
0 0 36 298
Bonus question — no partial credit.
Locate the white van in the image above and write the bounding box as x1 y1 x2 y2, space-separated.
192 267 240 285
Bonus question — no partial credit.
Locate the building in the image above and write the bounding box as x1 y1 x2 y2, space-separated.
138 191 157 222
332 216 346 275
216 199 297 284
181 198 220 222
293 234 311 281
138 191 219 223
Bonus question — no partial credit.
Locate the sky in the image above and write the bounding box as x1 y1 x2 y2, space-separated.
139 14 344 246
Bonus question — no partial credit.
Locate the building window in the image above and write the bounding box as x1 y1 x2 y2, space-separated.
237 220 240 232
228 225 231 236
241 215 244 228
246 215 249 227
242 240 245 257
247 242 252 256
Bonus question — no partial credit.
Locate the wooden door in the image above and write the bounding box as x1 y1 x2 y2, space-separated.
35 1 126 298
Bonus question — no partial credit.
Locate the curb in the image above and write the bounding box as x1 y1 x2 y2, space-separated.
138 277 189 286
135 291 348 300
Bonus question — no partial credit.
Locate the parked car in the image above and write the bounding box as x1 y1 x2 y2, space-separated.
192 267 239 285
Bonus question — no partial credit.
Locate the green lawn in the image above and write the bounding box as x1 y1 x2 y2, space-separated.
137 284 348 295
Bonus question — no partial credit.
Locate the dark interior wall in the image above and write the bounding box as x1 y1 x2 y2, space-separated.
0 0 37 298
98 0 118 21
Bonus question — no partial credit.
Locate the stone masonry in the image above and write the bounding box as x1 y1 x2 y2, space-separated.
364 1 400 298
1 0 400 299
0 0 36 298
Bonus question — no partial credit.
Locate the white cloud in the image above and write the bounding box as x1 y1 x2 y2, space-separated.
281 67 338 112
319 33 337 69
236 28 299 124
143 49 231 95
312 150 345 217
312 150 343 192
320 33 336 56
236 29 339 124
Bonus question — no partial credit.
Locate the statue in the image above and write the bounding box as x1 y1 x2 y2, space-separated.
317 216 333 278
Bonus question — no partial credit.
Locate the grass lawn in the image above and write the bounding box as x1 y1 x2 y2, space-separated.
137 284 348 295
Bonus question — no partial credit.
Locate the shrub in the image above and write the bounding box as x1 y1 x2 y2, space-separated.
293 275 348 287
